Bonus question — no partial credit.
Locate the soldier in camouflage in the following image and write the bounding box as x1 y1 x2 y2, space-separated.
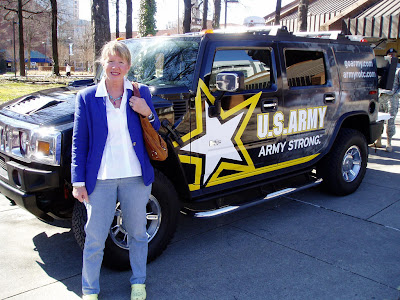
377 48 400 152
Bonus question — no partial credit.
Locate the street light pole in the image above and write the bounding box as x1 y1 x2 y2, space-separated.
224 0 227 28
177 0 180 34
12 20 16 77
224 0 238 29
42 41 47 65
67 37 73 66
69 43 73 64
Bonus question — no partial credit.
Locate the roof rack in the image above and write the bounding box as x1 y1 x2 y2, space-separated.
186 27 350 41
293 31 342 40
212 25 291 36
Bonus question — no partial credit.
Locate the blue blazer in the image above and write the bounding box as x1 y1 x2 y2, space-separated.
71 83 160 195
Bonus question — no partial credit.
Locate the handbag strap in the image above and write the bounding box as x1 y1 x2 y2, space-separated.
132 82 141 98
131 82 146 121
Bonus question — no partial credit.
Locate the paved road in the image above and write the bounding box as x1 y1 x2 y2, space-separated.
1 118 400 300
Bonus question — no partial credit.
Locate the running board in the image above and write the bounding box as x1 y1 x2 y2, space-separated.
183 178 323 218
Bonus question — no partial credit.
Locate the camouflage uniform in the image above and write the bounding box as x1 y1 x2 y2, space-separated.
379 68 400 141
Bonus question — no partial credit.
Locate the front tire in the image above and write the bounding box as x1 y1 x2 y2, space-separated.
317 128 368 196
72 170 180 270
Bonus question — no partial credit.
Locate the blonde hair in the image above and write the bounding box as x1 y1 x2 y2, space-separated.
100 40 131 66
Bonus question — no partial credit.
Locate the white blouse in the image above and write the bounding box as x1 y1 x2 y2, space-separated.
95 78 142 180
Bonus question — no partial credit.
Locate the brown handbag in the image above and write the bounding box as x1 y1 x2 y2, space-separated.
132 83 168 161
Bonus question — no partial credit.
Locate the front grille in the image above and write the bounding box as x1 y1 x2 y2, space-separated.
0 156 6 171
0 156 8 179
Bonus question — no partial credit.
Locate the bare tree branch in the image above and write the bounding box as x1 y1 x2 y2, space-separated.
3 5 48 16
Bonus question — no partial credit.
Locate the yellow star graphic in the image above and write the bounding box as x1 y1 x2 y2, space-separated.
177 79 261 190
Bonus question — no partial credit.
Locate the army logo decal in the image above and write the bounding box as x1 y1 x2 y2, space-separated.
177 79 320 191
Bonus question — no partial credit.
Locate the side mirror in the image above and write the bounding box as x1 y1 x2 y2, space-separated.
216 71 245 92
208 71 245 118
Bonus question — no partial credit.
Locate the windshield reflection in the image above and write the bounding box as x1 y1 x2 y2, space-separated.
123 37 201 88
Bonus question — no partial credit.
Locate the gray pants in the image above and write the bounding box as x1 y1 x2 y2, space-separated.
82 176 151 295
379 93 399 139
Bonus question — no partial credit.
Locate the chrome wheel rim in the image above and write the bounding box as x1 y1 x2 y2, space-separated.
110 195 162 250
341 145 362 183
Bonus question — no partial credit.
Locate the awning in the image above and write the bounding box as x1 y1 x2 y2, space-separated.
346 0 400 38
266 0 361 32
279 0 359 21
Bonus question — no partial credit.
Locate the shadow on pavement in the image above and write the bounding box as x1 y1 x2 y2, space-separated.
32 230 82 297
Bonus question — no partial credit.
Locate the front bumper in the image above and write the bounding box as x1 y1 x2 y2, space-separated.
0 155 60 221
0 179 50 220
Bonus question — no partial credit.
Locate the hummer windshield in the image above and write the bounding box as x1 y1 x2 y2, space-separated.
98 36 201 88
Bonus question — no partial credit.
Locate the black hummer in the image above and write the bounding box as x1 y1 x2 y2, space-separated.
0 27 386 269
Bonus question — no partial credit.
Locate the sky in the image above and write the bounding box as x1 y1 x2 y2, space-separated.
79 0 293 31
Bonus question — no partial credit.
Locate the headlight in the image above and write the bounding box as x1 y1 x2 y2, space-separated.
0 119 62 166
29 127 61 165
19 131 29 155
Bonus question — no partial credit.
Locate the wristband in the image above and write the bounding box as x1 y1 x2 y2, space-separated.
148 112 155 122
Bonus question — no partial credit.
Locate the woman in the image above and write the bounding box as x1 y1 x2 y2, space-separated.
71 40 160 300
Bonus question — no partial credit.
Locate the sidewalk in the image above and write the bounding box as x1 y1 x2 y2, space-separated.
0 117 399 300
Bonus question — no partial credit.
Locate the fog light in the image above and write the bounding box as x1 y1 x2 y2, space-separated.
12 170 21 187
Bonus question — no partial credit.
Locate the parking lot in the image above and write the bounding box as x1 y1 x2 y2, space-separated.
1 117 400 300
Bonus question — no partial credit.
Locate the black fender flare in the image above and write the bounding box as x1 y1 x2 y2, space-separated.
318 111 371 161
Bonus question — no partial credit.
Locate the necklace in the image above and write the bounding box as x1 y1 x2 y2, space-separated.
108 93 123 105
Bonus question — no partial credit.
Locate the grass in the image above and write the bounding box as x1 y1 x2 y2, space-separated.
0 70 93 103
0 80 66 103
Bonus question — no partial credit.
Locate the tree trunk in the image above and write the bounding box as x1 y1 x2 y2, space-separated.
183 0 191 33
297 0 308 32
92 0 111 75
50 0 59 76
202 0 208 30
126 0 132 38
116 0 120 38
275 0 281 26
212 0 221 29
17 0 25 76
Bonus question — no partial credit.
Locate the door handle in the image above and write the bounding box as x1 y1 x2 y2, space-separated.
263 103 277 109
261 99 278 112
324 94 335 103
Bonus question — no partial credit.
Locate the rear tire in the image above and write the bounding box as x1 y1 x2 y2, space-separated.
72 170 180 270
317 128 368 196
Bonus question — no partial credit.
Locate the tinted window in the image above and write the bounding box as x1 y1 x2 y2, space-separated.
209 49 274 91
285 50 326 87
